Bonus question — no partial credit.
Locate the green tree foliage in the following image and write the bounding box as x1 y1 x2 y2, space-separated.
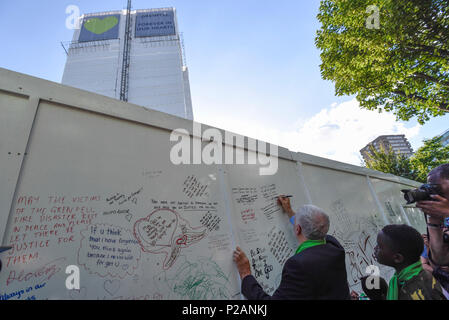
316 0 449 124
364 137 449 182
409 137 449 182
364 144 417 180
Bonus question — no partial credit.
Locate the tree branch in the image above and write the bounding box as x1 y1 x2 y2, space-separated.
405 44 449 58
393 90 449 111
412 72 449 87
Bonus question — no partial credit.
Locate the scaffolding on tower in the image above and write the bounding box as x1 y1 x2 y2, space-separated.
120 0 132 102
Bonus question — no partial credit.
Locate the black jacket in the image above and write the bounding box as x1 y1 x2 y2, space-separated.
241 235 350 300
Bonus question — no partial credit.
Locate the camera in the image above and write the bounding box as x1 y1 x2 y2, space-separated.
401 184 441 204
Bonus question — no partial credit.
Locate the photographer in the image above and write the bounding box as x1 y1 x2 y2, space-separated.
416 164 449 293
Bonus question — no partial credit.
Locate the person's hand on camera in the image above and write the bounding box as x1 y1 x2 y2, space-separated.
416 194 449 220
277 195 295 218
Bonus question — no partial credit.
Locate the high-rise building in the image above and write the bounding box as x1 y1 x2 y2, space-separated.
439 128 449 147
61 7 193 120
360 134 414 162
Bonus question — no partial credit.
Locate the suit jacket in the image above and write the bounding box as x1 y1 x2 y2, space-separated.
241 235 350 300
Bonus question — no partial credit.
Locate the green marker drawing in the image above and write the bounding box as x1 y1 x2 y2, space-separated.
166 258 231 300
84 16 118 35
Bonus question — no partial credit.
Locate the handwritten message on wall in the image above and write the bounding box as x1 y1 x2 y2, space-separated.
78 224 141 279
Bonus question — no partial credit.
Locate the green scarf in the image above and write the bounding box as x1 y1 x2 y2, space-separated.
387 260 423 300
295 239 326 255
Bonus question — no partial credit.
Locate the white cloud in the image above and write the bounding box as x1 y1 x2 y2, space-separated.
286 99 421 165
196 98 421 166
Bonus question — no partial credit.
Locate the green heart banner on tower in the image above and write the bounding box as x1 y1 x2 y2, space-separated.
84 16 119 35
79 14 121 42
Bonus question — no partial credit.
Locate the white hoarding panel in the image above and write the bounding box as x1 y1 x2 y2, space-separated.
300 164 395 290
370 177 427 234
224 156 310 295
0 68 426 300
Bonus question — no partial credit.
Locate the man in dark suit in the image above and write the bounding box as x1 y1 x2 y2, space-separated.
233 196 350 300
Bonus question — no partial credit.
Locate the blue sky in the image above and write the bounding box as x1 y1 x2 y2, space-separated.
1 0 448 165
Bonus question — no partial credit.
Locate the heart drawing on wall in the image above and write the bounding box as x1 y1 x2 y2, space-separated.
133 208 208 270
104 279 121 296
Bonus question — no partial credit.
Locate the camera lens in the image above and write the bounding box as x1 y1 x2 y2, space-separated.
402 184 439 204
410 189 432 202
402 189 431 204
